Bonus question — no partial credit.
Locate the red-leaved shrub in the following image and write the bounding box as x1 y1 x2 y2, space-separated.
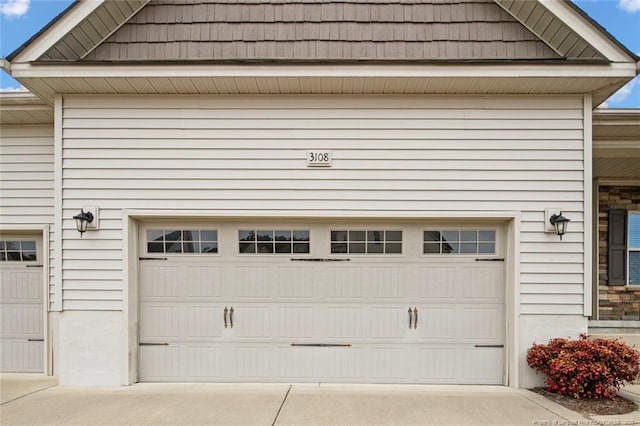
527 334 640 400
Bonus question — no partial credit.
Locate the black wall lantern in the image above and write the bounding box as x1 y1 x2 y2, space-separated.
73 209 94 237
549 212 570 240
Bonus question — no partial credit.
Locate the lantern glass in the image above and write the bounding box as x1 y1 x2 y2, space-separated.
75 217 89 233
73 210 94 235
549 212 570 240
554 220 567 236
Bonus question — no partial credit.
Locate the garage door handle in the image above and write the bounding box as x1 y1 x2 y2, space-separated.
413 308 418 329
408 307 418 329
28 338 44 342
224 307 228 328
140 342 169 346
474 344 504 348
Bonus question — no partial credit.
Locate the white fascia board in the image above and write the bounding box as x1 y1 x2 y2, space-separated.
11 0 105 63
123 209 521 220
539 0 636 63
0 58 10 73
9 62 638 79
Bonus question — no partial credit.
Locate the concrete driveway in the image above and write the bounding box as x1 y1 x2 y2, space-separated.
0 374 631 425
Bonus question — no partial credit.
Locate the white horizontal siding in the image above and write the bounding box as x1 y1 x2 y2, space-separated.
0 125 57 310
61 95 585 313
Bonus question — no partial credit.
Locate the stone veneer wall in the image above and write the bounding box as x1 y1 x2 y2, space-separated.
598 185 640 320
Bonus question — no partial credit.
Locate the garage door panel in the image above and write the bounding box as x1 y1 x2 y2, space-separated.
462 268 503 301
186 306 223 338
457 348 504 383
186 345 223 379
139 345 181 381
140 305 180 339
234 346 279 379
366 307 407 340
1 305 43 336
364 347 408 380
417 307 457 341
325 347 364 380
326 267 365 299
234 267 273 299
279 346 318 379
185 266 222 298
417 265 504 303
1 340 43 372
327 306 363 339
416 348 457 381
0 270 42 302
233 306 273 338
417 268 458 300
367 267 408 300
275 267 315 299
458 306 504 341
416 347 503 384
278 307 315 338
140 264 180 299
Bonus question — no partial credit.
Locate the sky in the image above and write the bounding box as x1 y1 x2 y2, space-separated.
0 0 638 107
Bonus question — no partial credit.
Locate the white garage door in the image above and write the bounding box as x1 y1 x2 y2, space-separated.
0 236 44 372
139 222 505 384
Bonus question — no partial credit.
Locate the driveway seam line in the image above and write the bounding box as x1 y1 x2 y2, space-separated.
272 384 292 426
1 383 58 406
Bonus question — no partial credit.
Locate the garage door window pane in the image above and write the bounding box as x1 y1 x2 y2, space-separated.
239 242 256 254
0 240 37 262
479 231 496 242
442 242 458 254
424 229 496 255
146 230 218 255
22 252 37 261
293 231 310 241
479 243 496 254
183 241 198 253
201 242 218 254
386 242 402 254
201 230 217 242
258 243 274 253
460 243 477 254
275 231 291 241
331 231 348 242
239 229 310 255
275 243 292 254
293 243 310 253
21 241 36 251
331 230 403 254
349 231 366 241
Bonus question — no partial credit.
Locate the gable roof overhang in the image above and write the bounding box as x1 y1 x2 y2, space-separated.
593 108 640 180
3 0 638 106
7 60 636 106
0 92 54 125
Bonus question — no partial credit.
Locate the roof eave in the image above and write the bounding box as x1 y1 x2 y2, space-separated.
563 0 640 63
6 0 81 62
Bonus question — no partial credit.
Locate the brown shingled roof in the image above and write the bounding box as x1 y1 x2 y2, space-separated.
66 0 562 62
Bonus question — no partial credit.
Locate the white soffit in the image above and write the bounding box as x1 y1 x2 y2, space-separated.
0 92 53 125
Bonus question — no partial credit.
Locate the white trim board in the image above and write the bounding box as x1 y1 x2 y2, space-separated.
9 63 637 79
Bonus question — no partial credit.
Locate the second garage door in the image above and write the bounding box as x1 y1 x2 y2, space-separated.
138 222 505 384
